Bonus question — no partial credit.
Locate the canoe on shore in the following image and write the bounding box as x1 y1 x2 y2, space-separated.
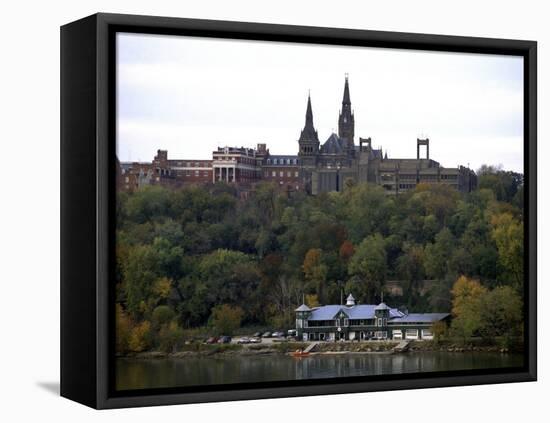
291 351 311 358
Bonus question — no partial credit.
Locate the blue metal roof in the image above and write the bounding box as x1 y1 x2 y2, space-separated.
308 304 405 321
389 313 449 324
295 304 311 312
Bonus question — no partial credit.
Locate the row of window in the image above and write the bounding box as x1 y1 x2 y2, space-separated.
381 174 454 182
304 318 388 328
265 171 300 178
266 158 299 165
184 171 210 177
173 162 213 168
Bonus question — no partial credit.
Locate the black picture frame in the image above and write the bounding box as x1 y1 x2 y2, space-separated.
60 12 537 409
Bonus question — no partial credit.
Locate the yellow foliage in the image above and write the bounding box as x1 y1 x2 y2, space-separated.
303 248 322 280
451 275 487 318
305 294 320 308
128 320 151 352
490 212 524 287
153 277 172 299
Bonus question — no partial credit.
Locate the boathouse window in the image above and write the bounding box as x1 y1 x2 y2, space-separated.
344 318 349 327
405 329 419 339
378 318 383 326
421 329 433 339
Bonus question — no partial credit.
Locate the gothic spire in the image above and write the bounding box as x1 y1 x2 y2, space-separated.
299 92 319 143
342 73 351 105
305 91 314 127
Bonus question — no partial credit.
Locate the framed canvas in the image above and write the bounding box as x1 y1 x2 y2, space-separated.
60 13 537 409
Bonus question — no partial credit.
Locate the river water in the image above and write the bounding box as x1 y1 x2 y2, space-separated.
116 351 523 391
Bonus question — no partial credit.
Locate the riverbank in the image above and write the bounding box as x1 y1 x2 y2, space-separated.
121 338 522 359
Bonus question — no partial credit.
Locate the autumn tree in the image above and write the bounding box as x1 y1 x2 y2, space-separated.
302 248 329 303
128 320 152 352
209 304 244 336
450 276 488 342
339 240 355 261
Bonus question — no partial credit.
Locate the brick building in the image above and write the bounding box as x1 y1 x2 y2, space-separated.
117 75 476 195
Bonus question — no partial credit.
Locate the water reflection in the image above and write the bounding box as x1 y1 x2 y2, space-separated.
116 352 523 391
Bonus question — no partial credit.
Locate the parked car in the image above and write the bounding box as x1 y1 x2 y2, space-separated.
252 332 262 337
261 332 272 338
237 337 250 344
218 336 232 344
205 337 219 344
287 329 297 337
249 337 261 343
272 331 285 338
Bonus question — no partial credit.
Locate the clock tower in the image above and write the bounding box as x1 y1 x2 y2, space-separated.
338 74 355 151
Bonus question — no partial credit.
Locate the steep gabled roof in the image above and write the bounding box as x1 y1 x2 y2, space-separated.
320 133 346 154
308 304 404 321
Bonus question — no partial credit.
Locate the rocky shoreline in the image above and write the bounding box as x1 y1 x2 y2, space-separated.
119 339 521 359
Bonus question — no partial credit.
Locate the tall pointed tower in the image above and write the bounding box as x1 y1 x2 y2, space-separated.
338 74 355 150
298 93 320 167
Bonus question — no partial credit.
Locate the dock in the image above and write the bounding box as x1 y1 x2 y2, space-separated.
392 340 411 353
304 342 320 353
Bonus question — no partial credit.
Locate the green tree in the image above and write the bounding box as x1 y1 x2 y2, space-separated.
478 165 523 203
158 321 184 353
424 228 455 279
209 304 244 335
396 243 425 304
152 305 175 329
348 233 387 302
479 286 523 343
490 213 524 289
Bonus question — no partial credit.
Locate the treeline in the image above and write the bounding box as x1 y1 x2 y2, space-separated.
115 165 524 353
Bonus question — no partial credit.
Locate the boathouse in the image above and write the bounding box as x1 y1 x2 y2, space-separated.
295 294 449 342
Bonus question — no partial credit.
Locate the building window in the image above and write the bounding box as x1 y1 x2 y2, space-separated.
295 171 299 177
287 171 291 177
392 330 403 340
405 329 419 340
280 171 283 177
378 318 383 326
344 318 349 327
272 171 276 177
421 329 433 339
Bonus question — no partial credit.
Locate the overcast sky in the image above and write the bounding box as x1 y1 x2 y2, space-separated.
116 32 524 173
